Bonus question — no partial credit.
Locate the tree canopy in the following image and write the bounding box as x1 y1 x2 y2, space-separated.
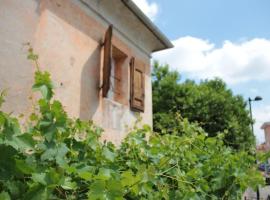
152 62 255 150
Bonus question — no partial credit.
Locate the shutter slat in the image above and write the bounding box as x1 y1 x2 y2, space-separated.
130 57 145 112
102 25 113 97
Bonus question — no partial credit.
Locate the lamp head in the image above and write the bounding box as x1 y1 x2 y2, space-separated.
254 96 263 101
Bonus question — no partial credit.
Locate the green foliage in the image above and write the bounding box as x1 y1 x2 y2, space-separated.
0 48 265 199
152 61 254 150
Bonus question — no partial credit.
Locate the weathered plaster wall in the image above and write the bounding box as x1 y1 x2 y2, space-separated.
0 0 153 144
0 0 39 116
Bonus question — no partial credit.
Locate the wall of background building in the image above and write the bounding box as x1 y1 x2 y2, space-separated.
0 0 153 144
264 125 270 146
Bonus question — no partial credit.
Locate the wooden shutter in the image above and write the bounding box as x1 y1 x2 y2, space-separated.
102 25 113 97
130 57 145 112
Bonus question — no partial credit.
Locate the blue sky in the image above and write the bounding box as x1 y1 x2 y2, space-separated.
154 0 270 45
133 0 270 143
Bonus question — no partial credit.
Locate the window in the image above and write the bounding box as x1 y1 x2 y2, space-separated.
102 25 145 112
107 46 127 104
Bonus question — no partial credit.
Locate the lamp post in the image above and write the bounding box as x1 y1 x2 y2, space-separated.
248 96 263 136
248 96 263 200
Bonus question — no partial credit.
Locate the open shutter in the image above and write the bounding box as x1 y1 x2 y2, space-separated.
130 57 145 112
102 25 113 97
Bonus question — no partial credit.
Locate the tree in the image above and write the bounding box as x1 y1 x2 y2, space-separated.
152 61 255 150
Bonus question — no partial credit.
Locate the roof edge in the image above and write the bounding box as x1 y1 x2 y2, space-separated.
121 0 173 51
261 122 270 129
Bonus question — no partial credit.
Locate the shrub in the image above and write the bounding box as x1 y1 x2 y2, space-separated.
0 47 264 200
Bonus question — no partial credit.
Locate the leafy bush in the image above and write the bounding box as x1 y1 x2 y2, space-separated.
0 48 264 199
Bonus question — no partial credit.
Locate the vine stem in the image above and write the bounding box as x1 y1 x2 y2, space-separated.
158 173 213 199
158 164 178 175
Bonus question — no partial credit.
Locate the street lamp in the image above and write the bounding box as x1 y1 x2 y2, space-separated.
248 96 263 200
248 96 263 135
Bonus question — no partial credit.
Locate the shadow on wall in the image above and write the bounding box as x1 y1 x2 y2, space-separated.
38 0 105 120
79 46 101 120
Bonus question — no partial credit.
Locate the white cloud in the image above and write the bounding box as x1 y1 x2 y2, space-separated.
253 105 270 144
132 0 159 21
154 36 270 84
